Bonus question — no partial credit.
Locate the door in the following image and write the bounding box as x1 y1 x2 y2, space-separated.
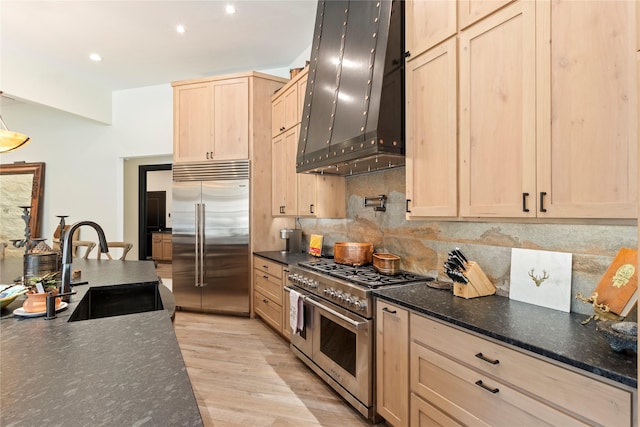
172 181 202 310
146 191 166 258
201 179 250 314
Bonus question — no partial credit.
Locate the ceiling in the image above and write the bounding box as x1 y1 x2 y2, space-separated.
0 0 318 93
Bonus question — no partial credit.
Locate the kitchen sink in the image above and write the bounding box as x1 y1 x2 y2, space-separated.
68 282 164 322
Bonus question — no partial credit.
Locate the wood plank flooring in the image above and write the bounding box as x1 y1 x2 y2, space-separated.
173 312 373 427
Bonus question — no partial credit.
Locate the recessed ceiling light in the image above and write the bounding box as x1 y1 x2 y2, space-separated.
225 4 236 14
176 24 186 34
89 53 102 62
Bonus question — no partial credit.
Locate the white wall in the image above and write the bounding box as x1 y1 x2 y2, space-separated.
0 83 173 251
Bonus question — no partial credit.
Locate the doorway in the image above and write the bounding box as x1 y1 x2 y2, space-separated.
138 164 172 260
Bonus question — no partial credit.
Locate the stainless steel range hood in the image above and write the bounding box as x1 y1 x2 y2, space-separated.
296 0 404 176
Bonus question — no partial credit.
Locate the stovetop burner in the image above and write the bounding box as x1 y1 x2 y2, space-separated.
298 259 432 288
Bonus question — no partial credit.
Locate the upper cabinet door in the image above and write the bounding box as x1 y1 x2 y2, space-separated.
536 0 638 219
459 1 536 217
406 37 458 218
212 77 249 160
458 0 515 30
174 83 213 163
406 0 457 58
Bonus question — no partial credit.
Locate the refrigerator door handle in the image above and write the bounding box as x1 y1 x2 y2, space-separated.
200 203 206 287
194 203 201 287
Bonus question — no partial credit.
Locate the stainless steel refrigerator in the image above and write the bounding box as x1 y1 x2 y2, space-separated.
172 160 250 315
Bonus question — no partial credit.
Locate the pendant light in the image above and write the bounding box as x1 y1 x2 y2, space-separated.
0 114 30 153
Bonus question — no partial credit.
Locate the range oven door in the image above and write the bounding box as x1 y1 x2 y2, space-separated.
307 295 373 408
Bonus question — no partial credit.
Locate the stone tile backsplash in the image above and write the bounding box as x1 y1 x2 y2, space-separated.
298 168 638 316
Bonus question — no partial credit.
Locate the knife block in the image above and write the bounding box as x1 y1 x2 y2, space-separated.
453 262 496 299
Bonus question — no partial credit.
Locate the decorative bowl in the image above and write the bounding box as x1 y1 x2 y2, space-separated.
596 320 638 353
0 284 28 309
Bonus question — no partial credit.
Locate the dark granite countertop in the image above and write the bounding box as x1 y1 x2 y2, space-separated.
0 258 202 426
374 283 637 389
253 250 319 266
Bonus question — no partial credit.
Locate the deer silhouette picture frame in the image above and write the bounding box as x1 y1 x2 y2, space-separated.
509 248 573 312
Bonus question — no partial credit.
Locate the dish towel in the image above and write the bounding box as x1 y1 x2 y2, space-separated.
289 289 304 334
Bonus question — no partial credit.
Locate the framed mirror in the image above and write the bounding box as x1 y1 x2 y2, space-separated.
0 162 45 256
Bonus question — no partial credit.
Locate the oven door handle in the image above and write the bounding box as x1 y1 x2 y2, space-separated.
304 296 368 331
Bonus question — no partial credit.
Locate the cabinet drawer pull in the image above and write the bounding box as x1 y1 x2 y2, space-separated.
475 380 499 394
475 352 500 365
522 192 529 212
263 275 269 279
539 191 547 212
263 265 268 269
310 204 315 214
382 307 397 314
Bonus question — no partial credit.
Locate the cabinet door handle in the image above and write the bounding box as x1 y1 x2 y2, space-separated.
406 199 411 213
310 204 315 214
475 380 499 394
475 352 500 365
263 265 268 269
539 192 547 212
404 51 411 58
522 193 529 212
263 275 269 279
280 206 285 214
382 307 397 314
263 299 268 304
206 151 210 160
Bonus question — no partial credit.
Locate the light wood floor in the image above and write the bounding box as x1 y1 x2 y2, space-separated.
173 312 373 427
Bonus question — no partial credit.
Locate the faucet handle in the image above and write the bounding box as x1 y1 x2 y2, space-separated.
45 291 76 320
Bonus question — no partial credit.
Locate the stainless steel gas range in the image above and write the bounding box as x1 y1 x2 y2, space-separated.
286 259 432 422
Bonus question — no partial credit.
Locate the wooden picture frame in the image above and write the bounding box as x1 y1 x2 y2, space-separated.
0 162 45 240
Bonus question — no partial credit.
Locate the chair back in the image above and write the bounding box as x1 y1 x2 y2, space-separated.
97 242 133 261
72 241 96 259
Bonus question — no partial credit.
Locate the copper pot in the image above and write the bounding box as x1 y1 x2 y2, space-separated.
333 242 373 266
373 253 401 275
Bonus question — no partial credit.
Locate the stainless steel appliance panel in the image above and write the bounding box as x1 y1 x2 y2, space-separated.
172 181 203 310
172 160 251 315
201 179 250 314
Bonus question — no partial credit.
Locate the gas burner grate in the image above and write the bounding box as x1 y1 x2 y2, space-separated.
298 260 432 288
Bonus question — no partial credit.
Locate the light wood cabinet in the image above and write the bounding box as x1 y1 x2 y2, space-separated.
405 0 456 58
535 0 638 218
272 126 299 216
173 76 249 163
376 301 409 427
459 1 537 218
297 173 346 218
254 256 284 333
253 256 291 339
458 0 515 30
409 313 635 426
406 0 637 220
152 233 172 262
271 68 346 218
406 37 458 218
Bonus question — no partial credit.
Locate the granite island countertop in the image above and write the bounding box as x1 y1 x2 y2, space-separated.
374 283 637 389
0 258 202 427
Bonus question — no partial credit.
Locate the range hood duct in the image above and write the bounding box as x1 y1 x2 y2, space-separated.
296 0 404 176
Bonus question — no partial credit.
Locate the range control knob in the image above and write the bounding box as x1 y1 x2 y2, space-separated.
354 300 367 311
310 280 319 289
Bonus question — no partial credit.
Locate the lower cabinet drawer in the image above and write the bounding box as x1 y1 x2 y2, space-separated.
254 271 283 304
410 314 634 426
411 342 588 427
410 393 463 427
254 291 282 332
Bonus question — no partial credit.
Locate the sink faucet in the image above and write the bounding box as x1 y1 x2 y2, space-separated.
60 221 109 299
